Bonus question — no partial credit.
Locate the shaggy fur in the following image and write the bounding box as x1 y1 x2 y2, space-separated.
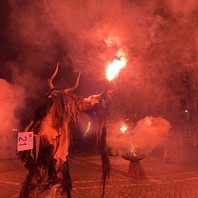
18 90 111 198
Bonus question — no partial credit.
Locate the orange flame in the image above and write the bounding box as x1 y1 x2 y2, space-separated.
105 50 127 81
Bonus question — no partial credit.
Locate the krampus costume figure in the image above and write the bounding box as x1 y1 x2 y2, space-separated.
18 64 111 198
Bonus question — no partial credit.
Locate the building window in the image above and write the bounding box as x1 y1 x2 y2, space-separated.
195 98 198 111
180 99 187 110
193 76 198 89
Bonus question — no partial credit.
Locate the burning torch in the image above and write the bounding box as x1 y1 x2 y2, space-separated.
105 49 127 83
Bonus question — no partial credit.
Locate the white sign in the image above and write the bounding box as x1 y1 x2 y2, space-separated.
17 132 34 151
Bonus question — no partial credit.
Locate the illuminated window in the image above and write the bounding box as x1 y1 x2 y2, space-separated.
180 99 187 110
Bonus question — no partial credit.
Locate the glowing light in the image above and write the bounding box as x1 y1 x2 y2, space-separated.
105 50 127 81
120 125 128 134
85 121 91 134
145 117 152 126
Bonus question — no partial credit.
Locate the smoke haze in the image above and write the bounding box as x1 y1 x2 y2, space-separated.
0 79 25 158
107 116 171 155
0 0 197 158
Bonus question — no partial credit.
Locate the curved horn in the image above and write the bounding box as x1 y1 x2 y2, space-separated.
64 72 81 93
48 63 59 90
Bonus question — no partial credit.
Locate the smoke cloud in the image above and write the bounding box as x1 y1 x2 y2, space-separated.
107 116 171 156
0 79 25 158
0 0 197 158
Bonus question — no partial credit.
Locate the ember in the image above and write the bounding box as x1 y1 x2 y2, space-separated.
130 144 139 156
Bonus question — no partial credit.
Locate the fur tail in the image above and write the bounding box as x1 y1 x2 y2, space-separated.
62 160 72 198
99 126 111 198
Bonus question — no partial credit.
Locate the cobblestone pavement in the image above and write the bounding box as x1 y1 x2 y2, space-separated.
0 153 198 198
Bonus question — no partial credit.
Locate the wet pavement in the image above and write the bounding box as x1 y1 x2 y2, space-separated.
0 152 198 198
